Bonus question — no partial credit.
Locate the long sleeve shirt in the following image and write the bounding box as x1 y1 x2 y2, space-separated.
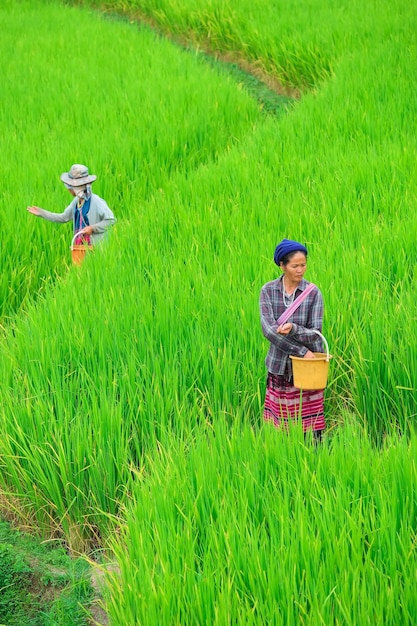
260 275 324 376
37 193 116 245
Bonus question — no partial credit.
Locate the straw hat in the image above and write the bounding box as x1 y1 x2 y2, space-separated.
60 164 97 187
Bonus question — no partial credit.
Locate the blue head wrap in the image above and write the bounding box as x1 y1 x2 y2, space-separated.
274 239 308 266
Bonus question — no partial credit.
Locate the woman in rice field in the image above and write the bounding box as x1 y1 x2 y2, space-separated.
260 238 325 442
27 164 115 245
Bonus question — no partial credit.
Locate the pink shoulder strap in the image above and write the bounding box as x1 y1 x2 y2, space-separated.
277 282 316 326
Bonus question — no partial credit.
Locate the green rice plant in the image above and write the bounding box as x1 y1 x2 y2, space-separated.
0 0 416 591
2 59 417 539
69 0 416 89
0 0 262 322
102 420 417 625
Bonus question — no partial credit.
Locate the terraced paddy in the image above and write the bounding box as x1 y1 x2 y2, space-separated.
1 0 416 623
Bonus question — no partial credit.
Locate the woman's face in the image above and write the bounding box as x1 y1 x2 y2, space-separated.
280 252 307 284
64 184 76 197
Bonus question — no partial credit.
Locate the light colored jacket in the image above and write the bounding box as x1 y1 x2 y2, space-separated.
38 193 116 245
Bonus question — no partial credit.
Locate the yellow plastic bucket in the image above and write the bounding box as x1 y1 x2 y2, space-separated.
290 332 332 390
70 235 92 265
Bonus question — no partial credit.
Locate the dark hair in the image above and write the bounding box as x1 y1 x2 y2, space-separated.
280 250 307 266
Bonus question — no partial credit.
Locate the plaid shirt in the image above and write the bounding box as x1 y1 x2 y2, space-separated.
260 275 324 376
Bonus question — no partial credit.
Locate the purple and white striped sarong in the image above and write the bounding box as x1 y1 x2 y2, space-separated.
264 373 325 432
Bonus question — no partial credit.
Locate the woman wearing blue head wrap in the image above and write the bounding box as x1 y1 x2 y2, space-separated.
259 238 326 442
273 238 308 266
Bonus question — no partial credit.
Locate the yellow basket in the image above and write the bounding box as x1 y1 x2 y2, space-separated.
70 235 92 265
290 332 332 390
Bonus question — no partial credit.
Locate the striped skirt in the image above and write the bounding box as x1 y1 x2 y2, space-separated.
264 372 325 432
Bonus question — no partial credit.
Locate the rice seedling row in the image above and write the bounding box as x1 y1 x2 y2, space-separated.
0 0 416 622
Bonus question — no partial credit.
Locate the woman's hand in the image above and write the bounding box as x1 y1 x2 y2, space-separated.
78 226 94 236
303 350 316 359
27 206 42 216
277 323 292 335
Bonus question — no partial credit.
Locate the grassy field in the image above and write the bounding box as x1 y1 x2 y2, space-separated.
104 422 417 625
0 520 93 625
0 0 261 321
1 0 417 623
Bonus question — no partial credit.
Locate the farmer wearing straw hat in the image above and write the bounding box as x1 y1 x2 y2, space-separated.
260 238 326 442
27 164 115 246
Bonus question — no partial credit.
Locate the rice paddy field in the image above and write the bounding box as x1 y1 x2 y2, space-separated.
1 0 417 623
